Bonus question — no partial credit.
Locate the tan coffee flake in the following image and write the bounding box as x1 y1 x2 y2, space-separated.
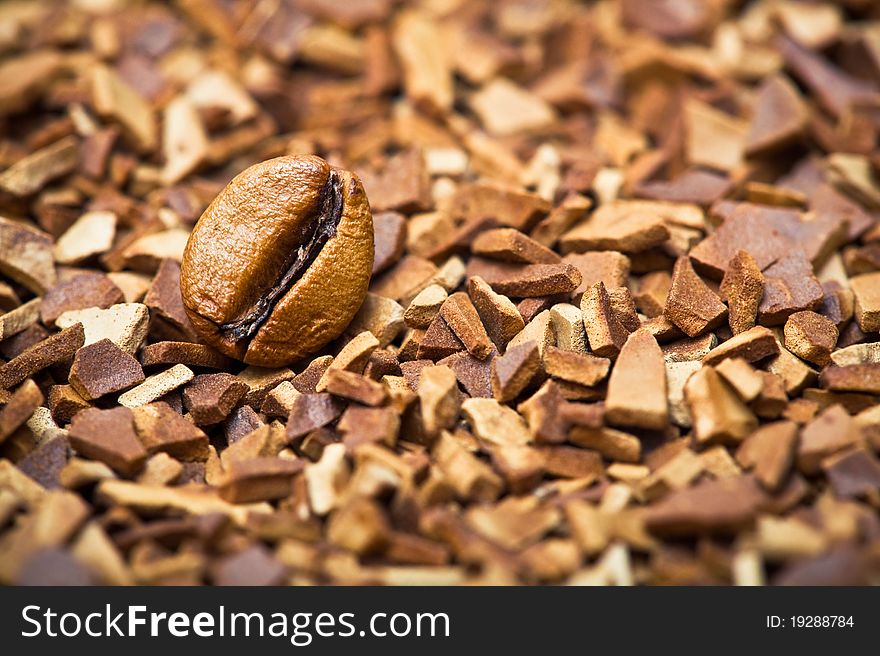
684 366 757 445
716 358 765 403
560 202 670 254
121 229 190 272
404 284 447 329
392 10 453 115
316 331 380 391
605 330 668 431
91 64 157 152
1 0 878 588
507 309 554 358
0 298 41 342
347 293 405 347
548 303 587 353
462 398 530 447
543 346 609 387
0 135 79 198
96 479 261 526
53 211 117 265
161 96 208 185
0 217 56 294
470 78 557 136
850 272 880 333
55 303 149 354
118 364 194 408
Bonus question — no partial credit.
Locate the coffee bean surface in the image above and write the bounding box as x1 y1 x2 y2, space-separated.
180 155 373 367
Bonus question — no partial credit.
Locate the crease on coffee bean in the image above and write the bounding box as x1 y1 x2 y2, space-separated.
219 170 343 343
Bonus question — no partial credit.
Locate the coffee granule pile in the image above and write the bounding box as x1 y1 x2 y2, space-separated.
1 0 879 585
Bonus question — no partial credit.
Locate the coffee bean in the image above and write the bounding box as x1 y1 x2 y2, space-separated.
180 155 374 367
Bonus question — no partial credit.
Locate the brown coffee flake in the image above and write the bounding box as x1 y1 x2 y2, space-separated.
0 323 85 390
646 476 764 537
568 425 640 463
720 251 764 335
324 370 388 407
132 402 210 462
467 276 524 351
286 393 345 442
392 10 453 116
715 358 764 403
735 420 798 492
468 258 582 298
759 252 824 325
327 497 391 555
118 364 194 408
339 405 399 448
140 342 237 370
439 292 493 360
316 331 379 391
562 251 630 305
0 136 79 199
347 293 405 348
144 259 198 343
665 256 727 338
91 64 157 152
372 211 407 275
744 75 808 156
635 271 672 318
451 182 550 232
69 339 145 401
55 303 149 355
491 341 541 403
798 405 863 475
0 380 43 446
662 333 718 363
543 346 609 387
182 373 248 426
580 282 629 358
560 202 670 254
54 211 117 265
17 435 69 490
691 204 833 279
418 365 460 439
820 364 880 394
40 272 124 327
438 350 494 399
822 448 880 499
0 298 41 343
261 381 302 419
418 315 465 362
219 457 302 504
539 445 603 481
68 407 147 476
48 385 90 426
702 326 779 367
517 381 567 444
292 354 334 394
472 228 560 264
783 311 839 367
462 398 530 447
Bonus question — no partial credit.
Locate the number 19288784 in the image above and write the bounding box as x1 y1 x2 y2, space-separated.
766 616 854 628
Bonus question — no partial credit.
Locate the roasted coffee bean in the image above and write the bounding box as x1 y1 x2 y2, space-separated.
180 155 373 367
